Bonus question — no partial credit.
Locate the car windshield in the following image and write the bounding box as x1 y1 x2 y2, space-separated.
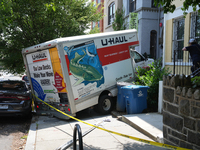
0 81 27 91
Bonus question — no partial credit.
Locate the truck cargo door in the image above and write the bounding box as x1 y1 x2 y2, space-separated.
26 48 67 103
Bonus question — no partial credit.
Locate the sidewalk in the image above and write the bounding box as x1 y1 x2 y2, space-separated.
25 110 166 150
121 113 163 143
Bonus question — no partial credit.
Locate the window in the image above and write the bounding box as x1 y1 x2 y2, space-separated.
98 21 100 28
152 0 158 8
129 0 136 12
150 30 157 59
191 12 200 44
92 22 96 29
97 0 101 4
173 18 185 60
130 50 144 63
108 2 115 25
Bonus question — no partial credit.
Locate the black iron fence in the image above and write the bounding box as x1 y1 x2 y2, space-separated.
173 50 192 75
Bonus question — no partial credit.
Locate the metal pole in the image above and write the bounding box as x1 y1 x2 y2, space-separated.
56 121 105 150
158 81 163 113
174 50 175 74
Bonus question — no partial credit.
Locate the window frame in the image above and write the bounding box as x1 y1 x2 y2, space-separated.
172 17 185 61
108 2 115 25
190 12 200 44
129 0 136 13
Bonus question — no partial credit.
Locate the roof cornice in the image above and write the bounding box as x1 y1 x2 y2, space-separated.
134 7 163 13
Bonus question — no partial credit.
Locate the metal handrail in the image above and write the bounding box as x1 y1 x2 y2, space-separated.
73 124 83 150
191 67 200 77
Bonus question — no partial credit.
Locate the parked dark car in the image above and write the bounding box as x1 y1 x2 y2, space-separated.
0 80 32 117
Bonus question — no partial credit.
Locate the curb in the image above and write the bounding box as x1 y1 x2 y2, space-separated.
25 116 37 150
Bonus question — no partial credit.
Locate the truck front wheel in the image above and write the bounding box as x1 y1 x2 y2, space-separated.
95 95 114 115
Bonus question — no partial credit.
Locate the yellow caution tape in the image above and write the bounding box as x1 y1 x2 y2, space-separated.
32 98 35 112
32 93 191 150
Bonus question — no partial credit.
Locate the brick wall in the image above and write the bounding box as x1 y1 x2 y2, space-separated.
163 75 200 150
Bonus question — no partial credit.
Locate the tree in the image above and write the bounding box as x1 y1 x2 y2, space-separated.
0 0 103 74
112 8 127 31
154 0 200 14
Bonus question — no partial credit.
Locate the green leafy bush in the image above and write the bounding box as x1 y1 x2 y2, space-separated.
191 76 200 88
133 59 170 111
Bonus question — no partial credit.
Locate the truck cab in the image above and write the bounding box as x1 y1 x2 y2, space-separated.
130 49 154 70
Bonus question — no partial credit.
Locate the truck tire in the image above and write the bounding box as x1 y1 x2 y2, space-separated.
95 95 114 115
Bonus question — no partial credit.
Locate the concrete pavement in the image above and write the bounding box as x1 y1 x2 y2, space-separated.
25 109 167 150
0 135 13 150
121 113 163 143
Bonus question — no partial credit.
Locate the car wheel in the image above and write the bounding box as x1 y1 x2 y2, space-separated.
95 95 114 115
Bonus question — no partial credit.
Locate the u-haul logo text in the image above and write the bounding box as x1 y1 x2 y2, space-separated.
32 52 48 62
101 36 128 46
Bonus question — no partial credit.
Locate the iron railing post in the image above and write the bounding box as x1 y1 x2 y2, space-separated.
174 50 176 74
73 124 83 150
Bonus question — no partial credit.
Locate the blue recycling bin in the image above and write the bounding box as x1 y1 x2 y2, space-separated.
116 82 133 111
121 85 149 114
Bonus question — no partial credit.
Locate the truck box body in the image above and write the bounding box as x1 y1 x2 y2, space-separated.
22 29 139 119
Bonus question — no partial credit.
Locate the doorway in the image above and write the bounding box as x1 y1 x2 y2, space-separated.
150 30 157 59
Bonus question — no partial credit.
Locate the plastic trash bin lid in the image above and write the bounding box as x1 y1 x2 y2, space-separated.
117 82 133 86
121 85 149 90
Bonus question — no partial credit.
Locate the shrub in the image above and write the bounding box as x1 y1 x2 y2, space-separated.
191 76 200 88
133 59 170 111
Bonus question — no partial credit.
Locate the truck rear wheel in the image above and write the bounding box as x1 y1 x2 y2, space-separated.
95 95 114 115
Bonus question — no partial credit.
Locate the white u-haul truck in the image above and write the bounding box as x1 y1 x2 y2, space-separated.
22 29 139 119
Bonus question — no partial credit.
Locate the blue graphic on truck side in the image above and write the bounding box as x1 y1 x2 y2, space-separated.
31 77 46 101
64 40 104 87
